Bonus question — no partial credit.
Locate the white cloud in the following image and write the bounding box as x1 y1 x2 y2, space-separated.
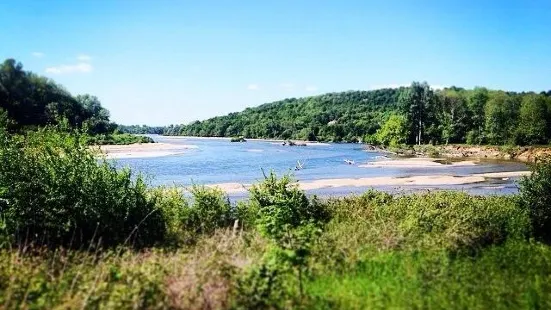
247 84 259 90
305 86 318 92
76 54 92 62
431 84 447 90
45 63 93 74
32 52 44 58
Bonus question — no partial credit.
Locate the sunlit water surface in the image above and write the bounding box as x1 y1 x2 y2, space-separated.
112 135 529 197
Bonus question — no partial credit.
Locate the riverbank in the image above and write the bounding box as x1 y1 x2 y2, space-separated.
94 142 198 159
386 144 551 162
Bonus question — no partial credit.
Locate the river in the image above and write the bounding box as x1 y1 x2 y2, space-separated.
112 135 529 197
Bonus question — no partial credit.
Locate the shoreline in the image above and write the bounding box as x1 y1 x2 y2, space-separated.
391 144 551 163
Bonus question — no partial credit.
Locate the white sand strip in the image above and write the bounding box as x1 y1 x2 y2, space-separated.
360 158 478 168
205 174 504 194
94 143 198 159
474 171 531 178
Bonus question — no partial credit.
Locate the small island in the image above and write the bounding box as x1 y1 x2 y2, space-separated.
230 136 247 142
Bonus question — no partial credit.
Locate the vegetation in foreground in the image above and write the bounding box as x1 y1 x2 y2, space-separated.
1 124 551 309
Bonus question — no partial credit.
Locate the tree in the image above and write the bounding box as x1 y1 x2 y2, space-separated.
517 94 548 145
399 82 436 145
484 92 520 145
375 114 409 147
439 90 470 144
76 94 113 135
467 87 489 144
0 58 116 134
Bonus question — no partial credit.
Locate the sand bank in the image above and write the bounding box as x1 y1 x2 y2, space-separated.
360 158 478 168
95 143 198 159
474 171 531 178
205 172 528 194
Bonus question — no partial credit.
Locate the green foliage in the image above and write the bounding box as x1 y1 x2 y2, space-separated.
166 89 401 142
519 156 551 242
485 92 521 145
317 191 528 258
517 94 549 145
166 82 551 147
184 185 234 235
467 87 489 144
0 127 166 248
230 136 246 142
0 59 117 134
86 133 154 145
439 89 470 144
306 241 551 309
399 81 438 145
247 172 329 301
374 114 408 147
249 172 329 241
117 124 165 135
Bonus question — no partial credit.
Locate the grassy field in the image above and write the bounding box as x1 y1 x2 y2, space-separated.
1 127 551 309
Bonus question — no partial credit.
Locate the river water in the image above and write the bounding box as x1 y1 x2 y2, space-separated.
113 135 529 197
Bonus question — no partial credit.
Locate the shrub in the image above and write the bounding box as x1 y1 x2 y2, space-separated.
247 172 329 301
0 127 166 248
519 156 551 242
176 185 234 243
249 172 329 240
315 191 529 266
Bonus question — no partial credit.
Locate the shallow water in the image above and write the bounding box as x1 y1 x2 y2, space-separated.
113 135 529 197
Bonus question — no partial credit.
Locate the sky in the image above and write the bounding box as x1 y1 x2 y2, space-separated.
1 0 550 125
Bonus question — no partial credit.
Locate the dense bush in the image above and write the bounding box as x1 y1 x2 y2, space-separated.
249 172 329 240
0 127 166 248
519 156 551 242
316 191 529 260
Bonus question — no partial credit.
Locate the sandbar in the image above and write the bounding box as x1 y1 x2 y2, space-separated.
360 158 478 168
204 173 522 194
94 143 198 159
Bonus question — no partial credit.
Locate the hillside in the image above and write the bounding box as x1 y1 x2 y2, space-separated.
165 83 551 146
164 89 402 142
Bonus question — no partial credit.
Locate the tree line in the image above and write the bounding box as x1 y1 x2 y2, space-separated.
0 59 115 135
117 124 165 135
166 82 551 146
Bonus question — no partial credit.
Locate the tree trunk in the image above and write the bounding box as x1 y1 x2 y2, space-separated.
418 119 422 145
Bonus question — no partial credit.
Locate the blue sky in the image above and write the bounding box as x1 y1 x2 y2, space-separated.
1 0 550 125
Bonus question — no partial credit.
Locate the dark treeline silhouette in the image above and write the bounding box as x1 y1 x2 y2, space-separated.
166 82 551 146
0 58 115 134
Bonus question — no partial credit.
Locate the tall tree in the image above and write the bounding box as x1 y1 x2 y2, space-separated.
517 94 548 145
439 90 470 144
467 87 489 144
399 82 435 145
484 92 520 145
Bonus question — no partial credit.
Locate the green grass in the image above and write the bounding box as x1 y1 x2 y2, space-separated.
306 241 551 309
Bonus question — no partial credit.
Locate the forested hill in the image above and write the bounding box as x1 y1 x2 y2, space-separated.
165 83 551 146
165 89 402 142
